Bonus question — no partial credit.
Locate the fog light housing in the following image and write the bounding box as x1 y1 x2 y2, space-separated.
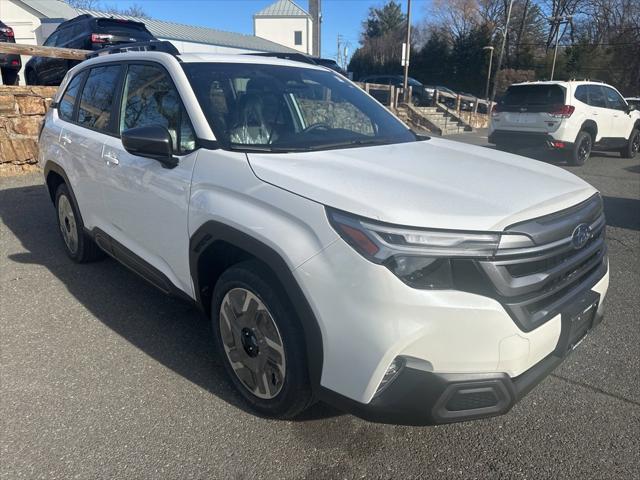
374 357 405 397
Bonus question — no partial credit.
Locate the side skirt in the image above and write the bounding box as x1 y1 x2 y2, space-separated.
88 227 197 307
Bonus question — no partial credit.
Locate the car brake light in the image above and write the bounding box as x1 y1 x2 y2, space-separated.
1 27 15 37
91 33 114 43
549 105 575 118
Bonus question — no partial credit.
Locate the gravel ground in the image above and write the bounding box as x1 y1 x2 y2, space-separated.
1 139 639 479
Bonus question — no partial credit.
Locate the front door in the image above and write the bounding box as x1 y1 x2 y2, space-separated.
100 63 198 296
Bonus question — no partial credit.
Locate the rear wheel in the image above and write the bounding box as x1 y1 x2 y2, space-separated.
569 131 592 166
211 260 312 418
621 128 639 159
55 184 104 263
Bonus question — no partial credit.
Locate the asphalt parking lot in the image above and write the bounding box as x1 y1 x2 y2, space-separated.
1 136 639 479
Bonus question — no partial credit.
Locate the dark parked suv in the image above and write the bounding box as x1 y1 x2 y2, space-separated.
359 74 432 106
1 20 21 85
25 14 155 86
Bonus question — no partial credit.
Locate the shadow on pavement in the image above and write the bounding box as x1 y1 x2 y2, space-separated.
603 196 640 231
0 182 341 422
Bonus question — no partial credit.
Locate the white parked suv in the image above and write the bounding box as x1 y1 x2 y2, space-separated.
490 80 640 165
39 43 610 425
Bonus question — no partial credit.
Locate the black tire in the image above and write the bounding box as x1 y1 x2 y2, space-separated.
211 259 313 418
621 128 639 159
1 68 19 86
54 184 104 263
569 131 592 166
25 69 38 86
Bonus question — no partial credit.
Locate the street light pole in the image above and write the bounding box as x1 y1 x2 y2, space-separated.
402 0 412 103
483 46 494 102
489 0 514 108
549 15 571 81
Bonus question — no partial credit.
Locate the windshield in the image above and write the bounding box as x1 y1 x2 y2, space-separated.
182 63 416 152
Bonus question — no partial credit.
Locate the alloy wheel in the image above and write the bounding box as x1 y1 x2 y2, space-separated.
219 288 286 399
578 136 591 163
57 194 78 254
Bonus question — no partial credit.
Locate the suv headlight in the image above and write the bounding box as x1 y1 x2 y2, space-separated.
327 209 502 289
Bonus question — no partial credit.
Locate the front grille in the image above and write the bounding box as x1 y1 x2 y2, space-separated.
469 194 608 332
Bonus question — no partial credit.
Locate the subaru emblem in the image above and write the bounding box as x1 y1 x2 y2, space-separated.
571 223 592 250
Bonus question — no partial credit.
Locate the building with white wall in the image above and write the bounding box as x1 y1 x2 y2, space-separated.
0 0 298 84
254 0 313 55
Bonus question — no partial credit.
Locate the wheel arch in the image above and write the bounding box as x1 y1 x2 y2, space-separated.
44 161 73 205
579 120 598 141
190 220 324 395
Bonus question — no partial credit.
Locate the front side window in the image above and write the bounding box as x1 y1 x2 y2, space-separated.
120 64 196 153
77 65 121 131
294 31 303 46
587 85 607 108
183 63 415 152
58 71 85 122
603 87 627 110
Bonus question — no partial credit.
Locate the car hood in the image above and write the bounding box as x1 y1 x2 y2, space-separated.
246 138 597 231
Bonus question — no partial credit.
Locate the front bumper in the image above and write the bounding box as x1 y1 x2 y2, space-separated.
321 308 604 426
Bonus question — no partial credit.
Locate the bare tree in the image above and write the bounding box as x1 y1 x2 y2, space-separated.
65 0 101 9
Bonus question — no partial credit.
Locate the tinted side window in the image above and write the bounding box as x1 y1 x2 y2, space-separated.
77 65 121 131
603 87 626 110
575 85 588 104
59 72 85 122
120 64 195 153
587 85 606 108
43 31 59 47
55 26 72 46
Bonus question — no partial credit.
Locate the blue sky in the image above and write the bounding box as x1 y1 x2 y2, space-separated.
94 0 433 59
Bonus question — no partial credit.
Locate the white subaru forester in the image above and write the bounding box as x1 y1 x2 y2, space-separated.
39 42 609 425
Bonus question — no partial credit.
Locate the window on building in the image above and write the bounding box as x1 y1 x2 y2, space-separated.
294 31 303 46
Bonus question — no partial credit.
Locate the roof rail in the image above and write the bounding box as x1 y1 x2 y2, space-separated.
86 40 180 59
246 52 318 65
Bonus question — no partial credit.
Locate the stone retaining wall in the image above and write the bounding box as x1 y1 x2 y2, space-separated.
0 86 58 174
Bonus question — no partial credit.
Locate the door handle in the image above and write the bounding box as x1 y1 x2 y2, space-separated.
103 153 120 166
61 133 72 144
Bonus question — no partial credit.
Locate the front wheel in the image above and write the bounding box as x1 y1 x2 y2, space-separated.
621 128 639 159
211 260 313 418
569 131 592 166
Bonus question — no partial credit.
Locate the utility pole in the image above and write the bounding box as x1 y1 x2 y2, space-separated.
489 0 514 108
483 46 494 102
402 0 412 103
549 15 572 80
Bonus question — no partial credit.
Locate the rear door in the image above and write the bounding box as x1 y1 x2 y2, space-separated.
496 84 567 133
585 85 612 139
59 63 123 230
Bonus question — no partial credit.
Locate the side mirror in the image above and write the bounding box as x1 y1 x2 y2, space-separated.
627 104 636 113
121 125 178 168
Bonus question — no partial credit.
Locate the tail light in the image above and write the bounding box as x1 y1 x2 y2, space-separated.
91 33 114 44
549 104 575 118
0 26 15 37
